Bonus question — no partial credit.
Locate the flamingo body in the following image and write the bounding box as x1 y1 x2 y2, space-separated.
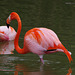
25 28 60 55
6 12 72 64
0 26 16 41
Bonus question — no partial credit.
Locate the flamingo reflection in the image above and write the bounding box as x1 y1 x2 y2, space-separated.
0 41 14 54
14 64 72 75
66 68 72 75
14 64 49 75
0 60 72 75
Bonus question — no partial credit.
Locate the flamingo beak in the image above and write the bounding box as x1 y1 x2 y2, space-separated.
6 23 10 28
6 15 11 28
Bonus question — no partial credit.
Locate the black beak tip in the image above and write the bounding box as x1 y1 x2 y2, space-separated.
6 23 9 28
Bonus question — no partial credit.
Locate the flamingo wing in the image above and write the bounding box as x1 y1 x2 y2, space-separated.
0 32 9 41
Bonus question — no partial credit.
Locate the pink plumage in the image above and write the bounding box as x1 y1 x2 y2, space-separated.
0 26 16 41
25 28 61 55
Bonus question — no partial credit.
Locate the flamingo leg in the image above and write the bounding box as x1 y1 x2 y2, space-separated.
40 58 44 64
39 55 44 64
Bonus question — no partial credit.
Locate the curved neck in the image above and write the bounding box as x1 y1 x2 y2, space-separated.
14 16 29 54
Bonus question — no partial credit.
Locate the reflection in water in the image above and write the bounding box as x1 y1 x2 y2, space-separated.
14 64 52 75
0 53 72 75
14 64 72 75
66 68 72 75
0 41 14 54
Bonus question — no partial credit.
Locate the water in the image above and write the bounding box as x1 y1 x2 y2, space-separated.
0 0 75 75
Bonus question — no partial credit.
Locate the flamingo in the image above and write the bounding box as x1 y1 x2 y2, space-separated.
0 26 16 41
0 41 14 54
6 12 72 64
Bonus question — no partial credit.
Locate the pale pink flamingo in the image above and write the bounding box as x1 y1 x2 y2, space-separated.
0 41 14 54
0 26 16 41
6 12 72 64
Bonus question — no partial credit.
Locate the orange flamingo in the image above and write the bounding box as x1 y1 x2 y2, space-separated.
6 12 72 64
0 26 16 41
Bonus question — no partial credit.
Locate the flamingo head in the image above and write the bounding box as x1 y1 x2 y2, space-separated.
6 12 20 28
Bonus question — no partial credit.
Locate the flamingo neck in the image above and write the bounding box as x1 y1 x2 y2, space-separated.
14 16 29 54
